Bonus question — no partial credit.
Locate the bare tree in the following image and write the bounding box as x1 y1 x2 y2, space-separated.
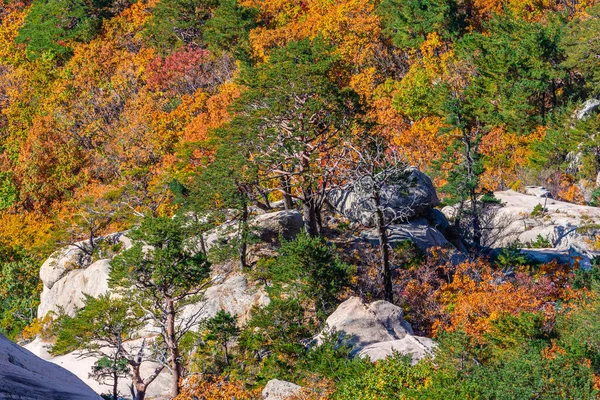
340 137 412 302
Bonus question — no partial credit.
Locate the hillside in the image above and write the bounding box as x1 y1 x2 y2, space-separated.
3 0 600 398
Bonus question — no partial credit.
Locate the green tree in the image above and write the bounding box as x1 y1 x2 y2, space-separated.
52 294 158 400
268 232 353 319
562 4 600 96
204 310 239 366
378 0 464 50
456 13 567 132
110 216 212 398
144 0 217 54
204 0 257 62
16 0 113 60
0 245 40 339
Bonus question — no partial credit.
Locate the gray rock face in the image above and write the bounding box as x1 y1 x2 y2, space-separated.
328 167 439 227
262 379 302 400
464 190 600 267
317 297 435 363
359 218 466 264
0 334 100 399
203 210 303 250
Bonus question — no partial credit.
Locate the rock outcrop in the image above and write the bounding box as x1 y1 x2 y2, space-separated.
38 259 111 318
203 210 303 250
181 273 270 326
328 167 439 227
359 218 466 264
443 190 600 267
262 379 302 400
357 335 438 363
1 334 100 399
317 297 435 363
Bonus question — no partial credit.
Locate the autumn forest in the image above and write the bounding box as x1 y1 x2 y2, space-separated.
3 0 600 397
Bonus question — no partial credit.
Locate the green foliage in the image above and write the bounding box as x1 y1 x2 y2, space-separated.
89 356 130 395
110 216 211 297
480 192 502 204
531 203 545 217
268 232 353 319
0 245 41 339
52 293 143 355
16 0 112 60
332 354 432 399
562 4 600 95
392 239 424 270
378 0 463 50
456 13 567 132
571 259 600 290
203 310 239 365
204 0 257 62
239 297 314 383
0 172 17 211
495 243 533 270
144 0 217 54
527 234 552 249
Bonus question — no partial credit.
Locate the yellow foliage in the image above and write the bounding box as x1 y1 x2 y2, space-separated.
242 0 381 67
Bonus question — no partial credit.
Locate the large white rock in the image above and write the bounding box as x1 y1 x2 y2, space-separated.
38 259 111 318
328 167 439 227
357 336 437 363
1 334 100 399
319 297 413 349
472 190 600 266
359 217 466 262
575 98 600 120
318 297 435 363
181 273 270 326
39 232 130 291
262 379 302 400
25 337 172 399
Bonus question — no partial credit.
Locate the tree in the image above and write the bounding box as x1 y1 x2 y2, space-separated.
378 0 464 50
0 244 40 339
52 294 161 400
16 0 113 60
204 0 257 62
144 0 217 54
89 356 131 400
339 136 411 302
232 37 360 236
562 4 600 96
110 216 212 398
204 311 239 366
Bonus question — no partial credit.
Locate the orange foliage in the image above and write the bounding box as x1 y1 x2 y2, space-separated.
175 375 260 400
241 0 381 67
393 116 452 171
479 126 545 191
434 260 547 341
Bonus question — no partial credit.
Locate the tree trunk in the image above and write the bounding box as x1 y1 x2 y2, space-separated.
112 366 118 400
302 193 319 237
238 199 249 269
165 296 181 398
131 365 147 400
280 176 293 210
374 191 392 302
